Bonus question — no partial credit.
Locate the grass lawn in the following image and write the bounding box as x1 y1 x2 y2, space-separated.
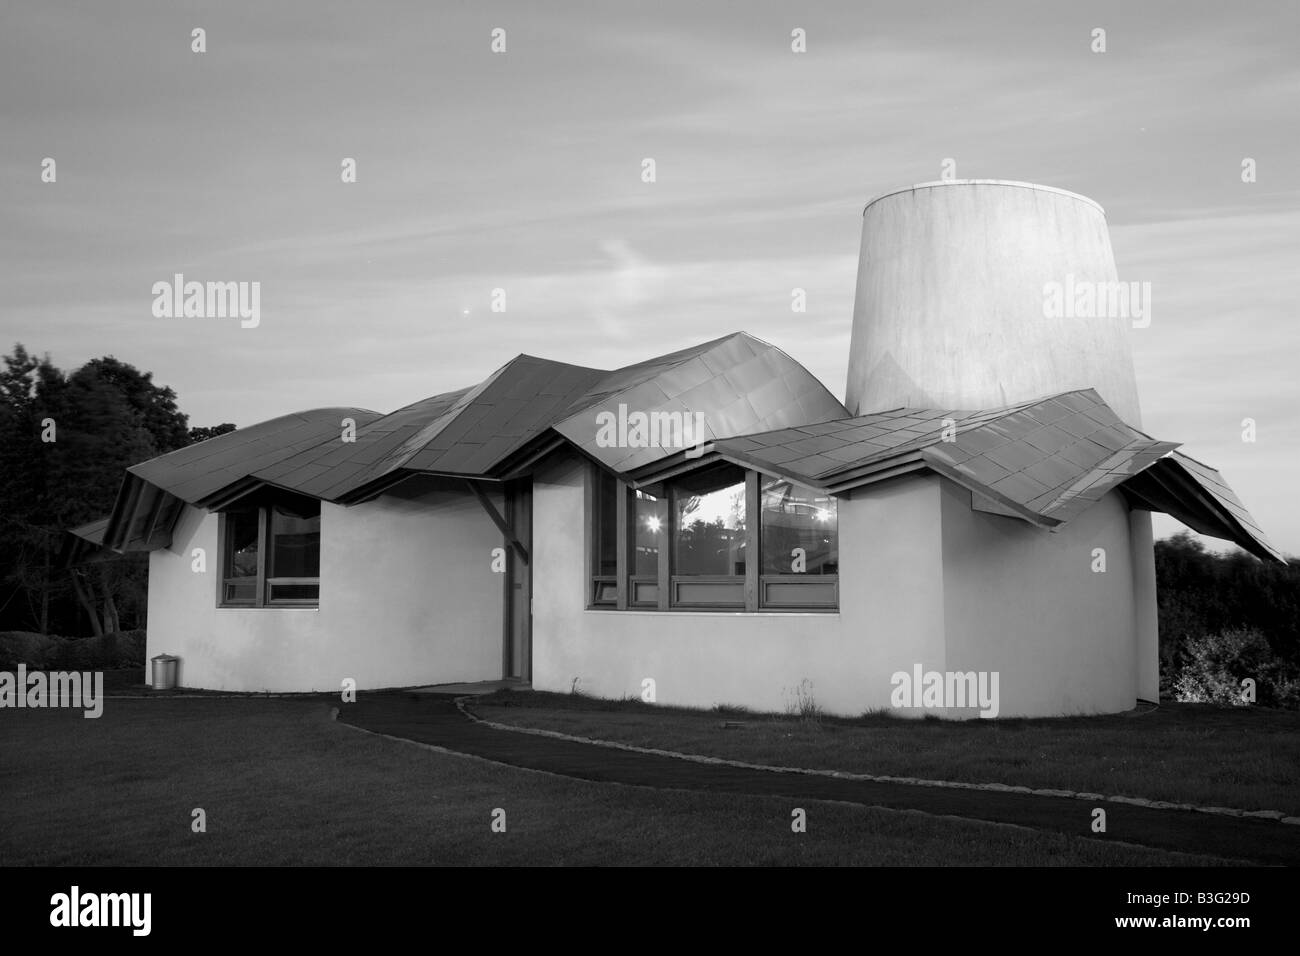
0 697 1226 866
469 691 1300 816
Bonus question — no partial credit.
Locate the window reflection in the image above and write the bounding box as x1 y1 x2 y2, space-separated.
672 468 746 576
760 478 838 574
633 489 660 576
269 503 321 579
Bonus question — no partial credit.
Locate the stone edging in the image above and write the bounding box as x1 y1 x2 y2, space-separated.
456 698 1300 826
103 693 307 700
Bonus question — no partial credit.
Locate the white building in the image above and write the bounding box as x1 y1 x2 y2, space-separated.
72 181 1282 718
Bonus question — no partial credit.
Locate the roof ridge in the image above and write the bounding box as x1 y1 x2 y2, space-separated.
603 330 746 376
127 405 381 476
507 352 609 373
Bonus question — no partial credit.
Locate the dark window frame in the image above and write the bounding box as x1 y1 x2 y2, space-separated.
757 474 839 609
668 462 747 609
218 494 322 609
587 463 837 613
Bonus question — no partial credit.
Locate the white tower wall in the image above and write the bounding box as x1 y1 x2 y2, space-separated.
846 179 1158 711
846 180 1143 425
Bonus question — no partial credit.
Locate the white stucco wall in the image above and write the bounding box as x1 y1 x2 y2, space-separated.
145 478 504 691
530 455 948 717
938 480 1138 717
1128 509 1160 702
145 450 1150 714
531 454 1146 719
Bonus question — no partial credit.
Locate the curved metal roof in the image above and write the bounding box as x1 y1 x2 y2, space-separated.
96 333 847 549
103 407 382 552
637 388 1283 563
128 407 382 503
89 337 1280 563
553 332 848 472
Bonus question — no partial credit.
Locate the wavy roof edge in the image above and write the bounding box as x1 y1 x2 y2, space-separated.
86 335 1281 564
93 332 843 548
632 387 1283 564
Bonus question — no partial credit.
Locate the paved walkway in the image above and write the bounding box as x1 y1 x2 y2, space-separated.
407 680 529 695
338 693 1300 865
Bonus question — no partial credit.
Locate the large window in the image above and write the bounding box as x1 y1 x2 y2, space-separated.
671 465 746 607
220 493 321 607
759 478 839 608
589 464 837 611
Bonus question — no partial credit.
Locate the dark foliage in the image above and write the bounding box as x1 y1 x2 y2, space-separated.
1156 531 1299 704
189 422 237 444
0 629 147 670
0 344 234 636
1171 627 1300 709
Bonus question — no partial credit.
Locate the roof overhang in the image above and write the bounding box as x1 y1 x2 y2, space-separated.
1120 453 1284 563
101 473 186 552
58 518 119 568
624 390 1285 563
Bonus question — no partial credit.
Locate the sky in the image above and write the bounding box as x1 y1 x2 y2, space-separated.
2 0 1297 553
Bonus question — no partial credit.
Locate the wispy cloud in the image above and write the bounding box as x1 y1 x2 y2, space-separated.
1 0 1296 551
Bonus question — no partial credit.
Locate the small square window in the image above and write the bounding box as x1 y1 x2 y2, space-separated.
220 493 321 608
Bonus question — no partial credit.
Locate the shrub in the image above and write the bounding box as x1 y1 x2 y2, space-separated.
1172 627 1300 709
711 703 752 716
0 631 62 670
0 629 146 671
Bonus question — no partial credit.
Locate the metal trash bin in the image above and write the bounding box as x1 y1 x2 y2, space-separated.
151 654 179 691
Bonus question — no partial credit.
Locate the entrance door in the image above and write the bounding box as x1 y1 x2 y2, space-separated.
504 480 532 681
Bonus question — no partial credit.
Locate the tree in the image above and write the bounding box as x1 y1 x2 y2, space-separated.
74 356 189 453
189 422 237 444
1155 531 1300 699
0 345 182 635
0 345 63 632
41 370 157 525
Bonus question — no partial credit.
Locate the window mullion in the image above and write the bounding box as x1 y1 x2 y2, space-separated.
584 463 596 605
656 494 670 610
615 480 629 610
745 470 759 611
217 511 228 606
255 505 269 606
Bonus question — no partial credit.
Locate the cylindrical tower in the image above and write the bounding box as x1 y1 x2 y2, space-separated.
845 180 1142 425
